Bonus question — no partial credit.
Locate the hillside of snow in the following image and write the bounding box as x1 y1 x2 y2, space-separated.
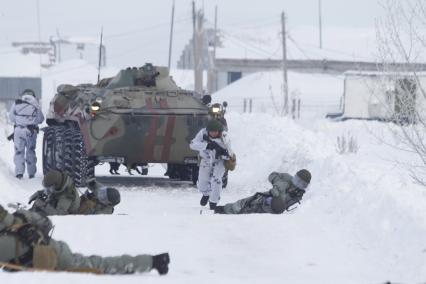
0 62 425 283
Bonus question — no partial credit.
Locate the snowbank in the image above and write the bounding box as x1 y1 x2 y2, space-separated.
0 61 425 283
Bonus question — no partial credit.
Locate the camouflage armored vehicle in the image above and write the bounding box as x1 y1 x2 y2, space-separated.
43 63 211 187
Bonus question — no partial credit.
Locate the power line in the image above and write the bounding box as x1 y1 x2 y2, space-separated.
104 16 190 40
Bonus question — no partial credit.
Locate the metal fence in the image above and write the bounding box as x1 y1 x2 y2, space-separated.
228 97 340 120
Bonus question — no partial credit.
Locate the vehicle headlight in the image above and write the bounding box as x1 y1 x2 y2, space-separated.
91 102 101 112
212 107 220 113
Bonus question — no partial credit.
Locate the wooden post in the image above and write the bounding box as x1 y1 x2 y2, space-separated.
194 10 204 97
297 98 301 119
281 12 289 115
167 0 175 70
319 0 323 49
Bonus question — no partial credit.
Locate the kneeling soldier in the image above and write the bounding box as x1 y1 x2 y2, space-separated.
0 205 170 275
29 170 80 216
78 180 121 215
215 169 311 214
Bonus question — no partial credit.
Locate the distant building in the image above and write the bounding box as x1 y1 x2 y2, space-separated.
177 27 426 93
328 71 426 122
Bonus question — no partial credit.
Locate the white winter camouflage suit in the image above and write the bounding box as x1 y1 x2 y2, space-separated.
0 207 153 274
8 93 44 177
190 128 233 203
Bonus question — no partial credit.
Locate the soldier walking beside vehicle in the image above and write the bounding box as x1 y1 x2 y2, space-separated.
0 205 170 275
214 169 311 214
8 89 44 179
190 120 234 210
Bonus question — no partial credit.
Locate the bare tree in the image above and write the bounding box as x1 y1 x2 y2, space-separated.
375 0 426 185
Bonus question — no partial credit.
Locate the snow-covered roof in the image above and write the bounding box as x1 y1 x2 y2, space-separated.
344 70 426 77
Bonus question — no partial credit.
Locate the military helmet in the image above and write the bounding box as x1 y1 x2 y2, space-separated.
97 187 121 206
292 169 311 190
42 170 65 190
206 119 224 132
106 187 121 205
21 89 36 97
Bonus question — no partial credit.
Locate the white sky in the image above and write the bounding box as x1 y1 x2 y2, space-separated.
0 0 385 69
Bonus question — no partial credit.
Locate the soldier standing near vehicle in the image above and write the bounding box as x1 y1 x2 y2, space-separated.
214 169 311 214
8 89 44 179
0 205 170 275
28 170 80 216
77 180 121 215
190 120 234 210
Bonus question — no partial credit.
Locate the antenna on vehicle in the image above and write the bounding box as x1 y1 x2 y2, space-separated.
97 27 104 84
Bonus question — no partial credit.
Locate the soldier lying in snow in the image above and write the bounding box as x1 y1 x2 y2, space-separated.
29 170 120 216
0 205 170 274
214 169 311 214
29 170 80 216
78 180 121 215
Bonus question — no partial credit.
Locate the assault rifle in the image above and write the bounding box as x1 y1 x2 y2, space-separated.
0 261 102 274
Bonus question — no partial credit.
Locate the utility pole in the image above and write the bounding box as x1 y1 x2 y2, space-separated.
36 0 42 75
319 0 323 49
56 29 62 63
97 27 103 84
213 5 218 92
167 0 175 70
281 11 289 115
194 9 204 97
207 5 218 94
192 1 196 70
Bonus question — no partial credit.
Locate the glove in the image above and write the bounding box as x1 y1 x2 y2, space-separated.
152 253 170 275
206 141 219 150
215 147 229 158
28 190 48 204
16 224 47 246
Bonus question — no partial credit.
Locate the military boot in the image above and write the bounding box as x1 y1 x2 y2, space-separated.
214 206 225 214
200 195 209 206
152 253 170 275
209 202 217 210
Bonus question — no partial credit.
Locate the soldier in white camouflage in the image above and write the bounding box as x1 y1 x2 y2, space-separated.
190 120 234 210
8 89 44 179
0 205 170 275
214 170 311 214
28 170 80 216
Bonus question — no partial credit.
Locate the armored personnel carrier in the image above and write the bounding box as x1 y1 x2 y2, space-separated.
43 63 211 187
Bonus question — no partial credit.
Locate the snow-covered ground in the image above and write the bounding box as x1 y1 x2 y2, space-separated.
0 62 426 283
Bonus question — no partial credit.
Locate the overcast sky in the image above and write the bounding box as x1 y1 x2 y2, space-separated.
0 0 384 69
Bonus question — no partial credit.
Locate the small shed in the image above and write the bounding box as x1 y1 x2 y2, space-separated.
327 71 426 122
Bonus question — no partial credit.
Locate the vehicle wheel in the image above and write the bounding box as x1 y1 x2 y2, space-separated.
64 128 94 187
42 125 66 174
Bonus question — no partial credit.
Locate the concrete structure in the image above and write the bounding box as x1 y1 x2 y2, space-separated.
328 71 426 122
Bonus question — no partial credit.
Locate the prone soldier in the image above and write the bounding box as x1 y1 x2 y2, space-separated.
0 205 170 275
28 170 80 216
215 169 311 214
78 180 121 215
